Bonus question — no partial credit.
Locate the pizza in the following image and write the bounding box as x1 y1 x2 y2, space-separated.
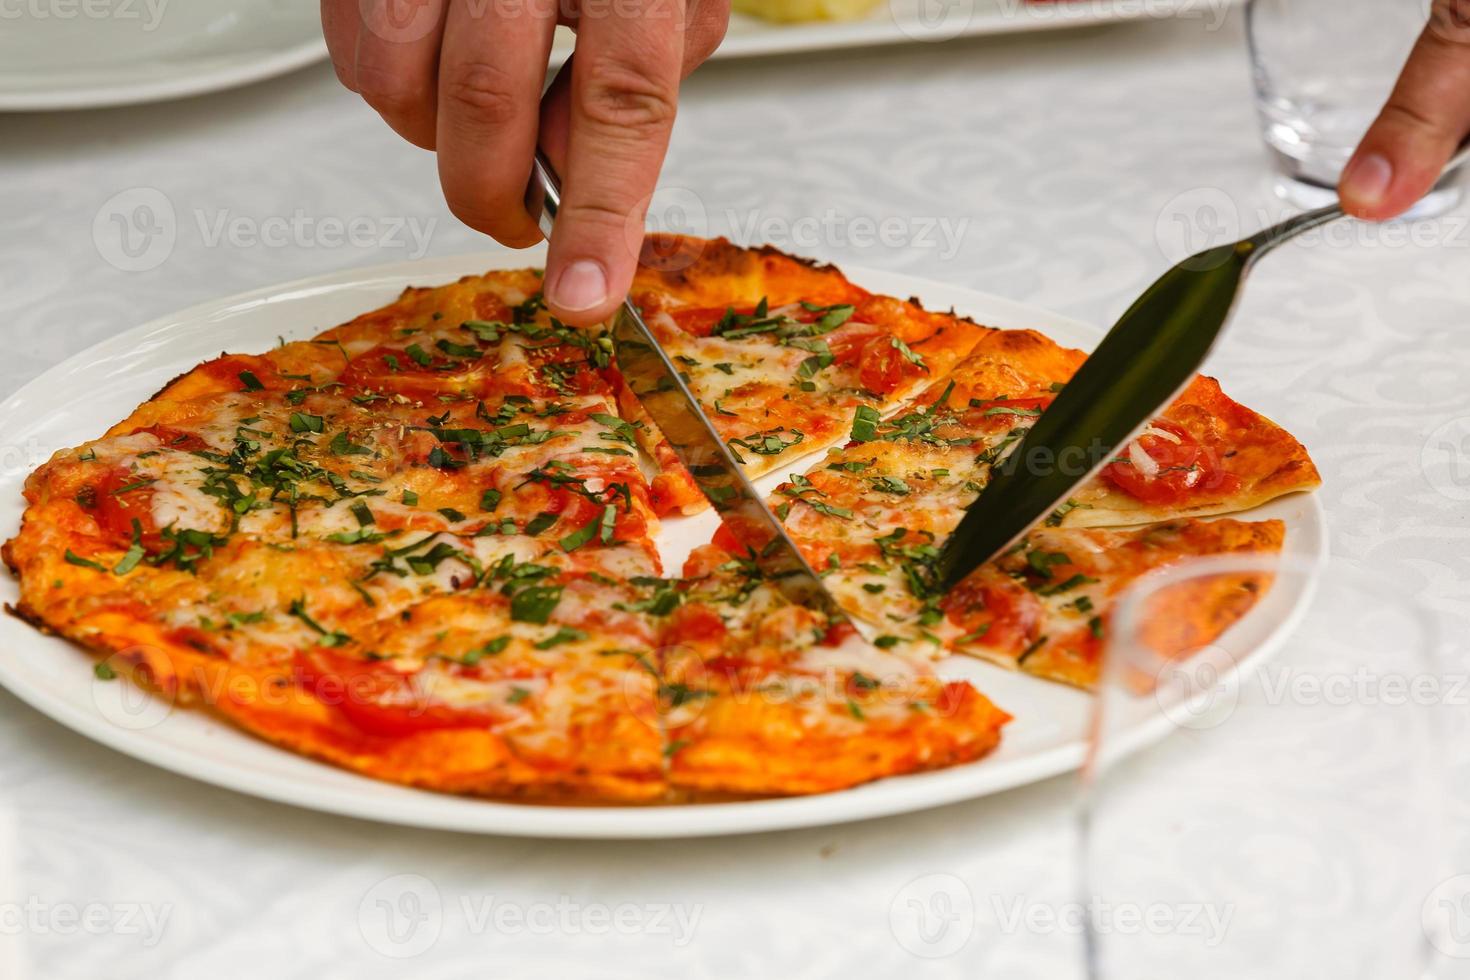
4 236 1318 803
623 235 991 515
694 310 1319 690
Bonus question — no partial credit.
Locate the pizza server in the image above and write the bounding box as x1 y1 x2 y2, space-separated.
931 142 1470 593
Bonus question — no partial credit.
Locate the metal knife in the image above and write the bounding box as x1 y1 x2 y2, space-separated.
522 151 852 626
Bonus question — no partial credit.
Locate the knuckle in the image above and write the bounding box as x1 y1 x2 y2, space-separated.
442 61 523 126
353 63 429 118
577 56 678 134
1382 100 1444 136
562 199 636 230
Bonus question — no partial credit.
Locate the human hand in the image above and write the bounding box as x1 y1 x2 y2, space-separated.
322 0 729 325
1340 0 1470 220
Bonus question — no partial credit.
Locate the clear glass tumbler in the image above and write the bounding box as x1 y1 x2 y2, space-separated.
1246 0 1464 214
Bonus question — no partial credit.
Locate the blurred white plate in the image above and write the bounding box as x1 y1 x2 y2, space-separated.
0 248 1322 838
0 0 326 111
554 0 1241 62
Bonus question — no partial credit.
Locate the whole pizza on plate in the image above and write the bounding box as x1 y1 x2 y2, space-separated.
3 236 1320 803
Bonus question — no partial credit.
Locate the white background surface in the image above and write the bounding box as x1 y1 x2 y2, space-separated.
3 7 1470 978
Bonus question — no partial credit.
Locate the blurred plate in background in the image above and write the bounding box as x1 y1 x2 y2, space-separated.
0 0 325 111
553 0 1241 63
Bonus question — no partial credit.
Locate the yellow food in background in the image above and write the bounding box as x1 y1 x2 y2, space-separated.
733 0 884 23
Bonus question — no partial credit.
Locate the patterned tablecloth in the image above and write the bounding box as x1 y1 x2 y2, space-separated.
2 7 1469 977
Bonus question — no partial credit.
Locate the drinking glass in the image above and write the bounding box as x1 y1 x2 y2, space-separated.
1246 0 1465 214
1079 554 1462 978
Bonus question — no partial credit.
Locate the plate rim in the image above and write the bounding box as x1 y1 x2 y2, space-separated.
0 35 327 113
0 249 1326 838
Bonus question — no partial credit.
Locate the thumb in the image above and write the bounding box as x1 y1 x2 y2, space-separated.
1340 13 1470 220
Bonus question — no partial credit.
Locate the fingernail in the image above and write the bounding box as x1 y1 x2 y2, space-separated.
1342 152 1393 205
548 260 608 312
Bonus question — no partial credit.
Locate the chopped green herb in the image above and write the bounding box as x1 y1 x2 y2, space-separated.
850 405 881 442
534 627 587 650
289 412 324 434
64 550 107 571
523 512 558 537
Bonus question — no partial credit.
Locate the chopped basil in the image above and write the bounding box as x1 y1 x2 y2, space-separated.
510 584 562 624
436 338 479 358
534 627 587 650
479 488 501 512
850 405 881 442
64 550 107 571
289 412 324 433
238 370 264 391
523 512 558 537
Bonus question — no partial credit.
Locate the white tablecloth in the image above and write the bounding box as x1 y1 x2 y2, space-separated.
3 9 1470 978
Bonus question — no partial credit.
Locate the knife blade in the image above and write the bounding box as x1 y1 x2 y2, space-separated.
523 151 852 627
931 241 1254 594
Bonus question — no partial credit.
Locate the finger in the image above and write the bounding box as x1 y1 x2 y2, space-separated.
536 0 724 166
354 0 450 150
321 0 362 90
542 1 686 324
436 0 558 248
683 0 729 71
1340 10 1470 220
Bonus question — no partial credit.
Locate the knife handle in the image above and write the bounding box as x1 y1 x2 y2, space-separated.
525 149 562 242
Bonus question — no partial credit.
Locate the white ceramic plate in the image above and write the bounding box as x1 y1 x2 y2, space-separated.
0 0 326 112
553 0 1240 63
0 249 1323 838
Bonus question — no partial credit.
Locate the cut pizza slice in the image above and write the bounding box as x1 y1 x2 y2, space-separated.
660 549 1011 796
937 518 1285 689
620 235 992 515
904 326 1322 527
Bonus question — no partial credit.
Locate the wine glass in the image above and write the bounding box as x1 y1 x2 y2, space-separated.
1079 553 1461 979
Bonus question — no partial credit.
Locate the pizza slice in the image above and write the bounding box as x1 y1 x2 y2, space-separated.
660 550 1011 796
907 327 1322 527
937 519 1285 689
621 235 992 515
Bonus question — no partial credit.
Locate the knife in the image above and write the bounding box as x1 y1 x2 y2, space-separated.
522 150 852 627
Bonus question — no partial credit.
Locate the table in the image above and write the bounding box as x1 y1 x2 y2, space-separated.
3 9 1469 977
